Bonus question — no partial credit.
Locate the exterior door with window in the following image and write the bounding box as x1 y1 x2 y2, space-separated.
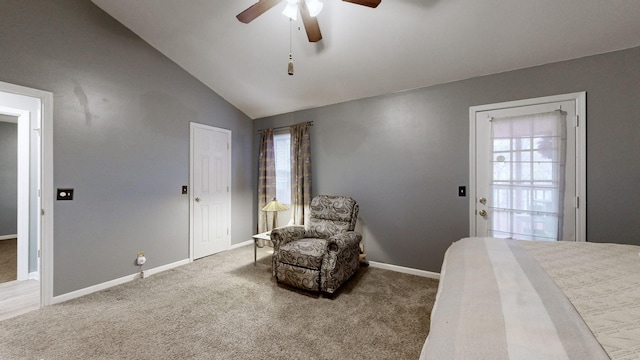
470 93 585 241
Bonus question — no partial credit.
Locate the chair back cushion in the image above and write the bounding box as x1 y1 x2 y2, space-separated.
306 195 359 239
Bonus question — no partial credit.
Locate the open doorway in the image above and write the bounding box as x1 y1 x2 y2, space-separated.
0 116 19 284
0 81 53 320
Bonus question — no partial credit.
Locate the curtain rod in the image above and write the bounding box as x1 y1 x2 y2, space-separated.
256 121 313 134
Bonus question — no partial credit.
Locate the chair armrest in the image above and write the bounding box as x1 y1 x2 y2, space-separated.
270 225 305 247
326 231 362 252
321 231 363 293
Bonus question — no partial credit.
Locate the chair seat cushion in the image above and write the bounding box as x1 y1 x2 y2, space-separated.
275 263 320 292
279 238 327 270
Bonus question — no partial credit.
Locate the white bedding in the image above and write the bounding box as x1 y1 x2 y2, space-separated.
420 237 640 360
520 240 640 359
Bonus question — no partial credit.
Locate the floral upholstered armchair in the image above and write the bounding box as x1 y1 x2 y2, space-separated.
270 195 362 294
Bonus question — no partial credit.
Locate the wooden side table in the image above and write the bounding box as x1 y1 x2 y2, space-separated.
252 231 273 265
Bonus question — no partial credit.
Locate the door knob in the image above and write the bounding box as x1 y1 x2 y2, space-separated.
479 197 487 205
195 197 201 202
479 209 487 217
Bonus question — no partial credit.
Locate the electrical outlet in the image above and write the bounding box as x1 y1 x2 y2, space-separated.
136 252 146 266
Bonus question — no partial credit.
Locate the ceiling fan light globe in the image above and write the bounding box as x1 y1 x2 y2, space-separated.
306 0 323 17
282 0 299 20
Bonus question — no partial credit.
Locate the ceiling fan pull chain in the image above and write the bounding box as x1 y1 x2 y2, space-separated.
288 53 294 76
288 18 294 76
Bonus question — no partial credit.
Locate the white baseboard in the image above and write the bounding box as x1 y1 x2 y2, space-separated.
230 239 253 249
0 234 18 241
52 258 190 305
141 258 189 278
369 261 440 280
28 271 40 281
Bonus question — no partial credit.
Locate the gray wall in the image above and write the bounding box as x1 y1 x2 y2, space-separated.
0 0 254 295
255 46 640 273
0 120 17 236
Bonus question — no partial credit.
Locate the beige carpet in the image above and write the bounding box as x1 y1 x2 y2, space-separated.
0 238 17 283
0 244 438 360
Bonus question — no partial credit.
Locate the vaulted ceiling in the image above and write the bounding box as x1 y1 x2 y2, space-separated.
93 0 640 119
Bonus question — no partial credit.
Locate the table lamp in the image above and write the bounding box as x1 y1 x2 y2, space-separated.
262 198 288 230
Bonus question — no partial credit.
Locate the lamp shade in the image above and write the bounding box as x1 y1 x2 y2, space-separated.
262 198 288 212
262 198 288 230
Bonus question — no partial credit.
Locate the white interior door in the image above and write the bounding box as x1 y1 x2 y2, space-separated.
470 93 586 242
190 123 231 259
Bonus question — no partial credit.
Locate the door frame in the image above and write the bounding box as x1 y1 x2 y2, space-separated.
189 122 232 261
469 92 587 241
0 81 54 306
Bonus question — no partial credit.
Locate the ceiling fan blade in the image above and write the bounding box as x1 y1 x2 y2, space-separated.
237 0 282 24
342 0 381 8
300 0 322 42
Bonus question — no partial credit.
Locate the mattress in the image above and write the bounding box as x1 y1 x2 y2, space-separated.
420 237 640 360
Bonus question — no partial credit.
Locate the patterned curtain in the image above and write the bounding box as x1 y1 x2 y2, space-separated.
257 129 276 233
290 122 312 225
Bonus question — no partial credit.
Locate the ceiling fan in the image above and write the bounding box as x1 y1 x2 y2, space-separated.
236 0 381 43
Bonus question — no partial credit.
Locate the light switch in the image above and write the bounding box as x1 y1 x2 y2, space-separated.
458 186 466 197
57 188 74 200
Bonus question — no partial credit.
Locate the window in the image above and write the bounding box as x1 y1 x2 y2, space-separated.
490 111 566 241
273 133 291 205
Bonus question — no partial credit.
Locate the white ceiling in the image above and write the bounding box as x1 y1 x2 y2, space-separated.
92 0 640 119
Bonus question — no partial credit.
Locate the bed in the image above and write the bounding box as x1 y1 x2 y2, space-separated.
420 237 640 360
